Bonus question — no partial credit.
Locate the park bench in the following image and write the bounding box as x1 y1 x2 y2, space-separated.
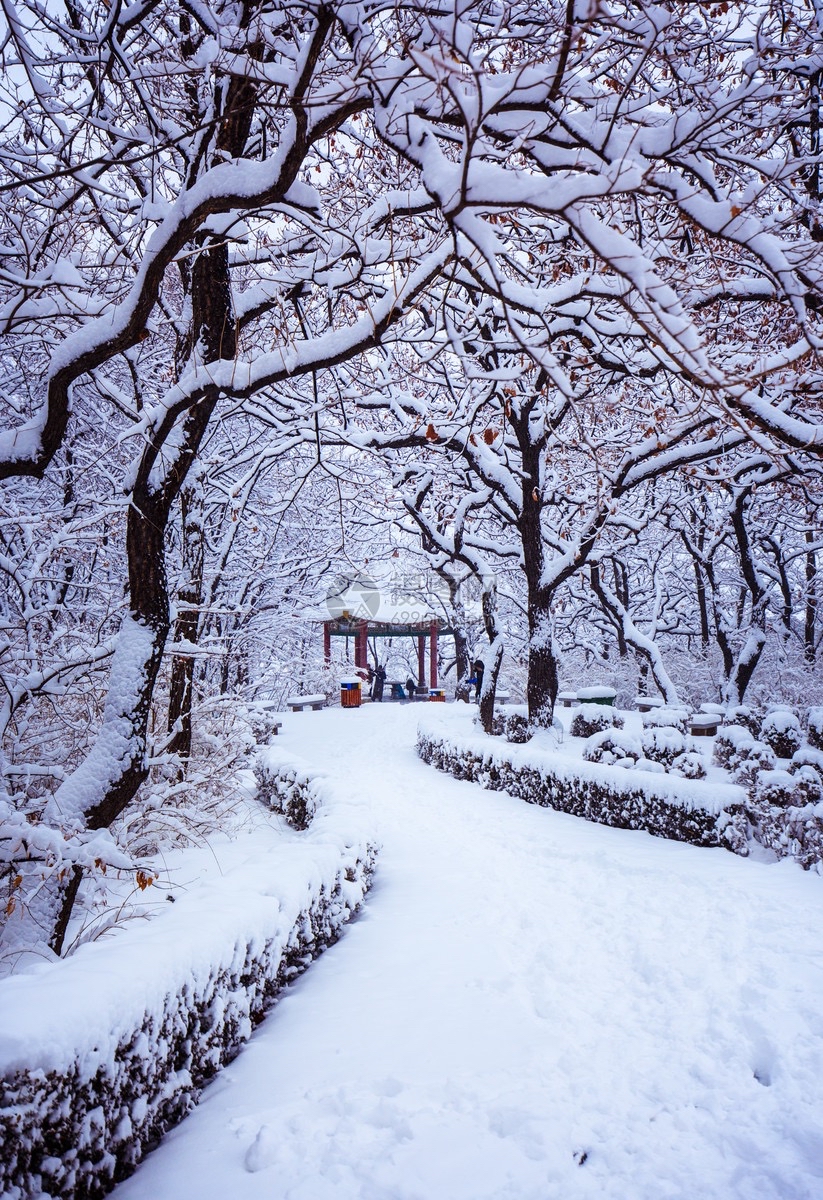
689 713 720 736
636 695 664 713
557 691 578 707
286 694 327 712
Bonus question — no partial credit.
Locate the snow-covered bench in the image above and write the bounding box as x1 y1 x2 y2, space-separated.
557 690 578 707
286 694 327 712
635 695 664 712
689 713 720 736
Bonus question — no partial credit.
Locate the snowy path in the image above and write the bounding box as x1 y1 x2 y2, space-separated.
113 706 823 1200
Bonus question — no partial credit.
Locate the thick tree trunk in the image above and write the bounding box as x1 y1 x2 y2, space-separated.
516 421 559 727
525 604 559 728
448 577 473 702
477 578 505 734
47 218 240 950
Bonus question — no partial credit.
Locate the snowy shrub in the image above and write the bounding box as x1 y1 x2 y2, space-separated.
790 746 823 777
417 726 747 852
671 751 707 780
0 841 377 1200
635 757 667 775
641 726 687 767
504 714 532 744
254 752 323 831
787 766 823 807
571 704 622 738
775 805 823 870
731 741 777 793
807 707 823 750
749 782 823 869
760 710 803 760
642 707 689 735
713 725 753 769
583 729 641 766
755 769 799 809
724 706 761 737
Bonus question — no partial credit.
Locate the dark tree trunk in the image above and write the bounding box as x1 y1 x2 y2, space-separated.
48 65 253 948
167 487 205 764
523 465 561 720
694 559 710 648
613 559 629 658
806 525 818 663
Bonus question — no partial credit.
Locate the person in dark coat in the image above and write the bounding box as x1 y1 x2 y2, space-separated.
373 664 386 702
405 675 417 699
472 658 484 700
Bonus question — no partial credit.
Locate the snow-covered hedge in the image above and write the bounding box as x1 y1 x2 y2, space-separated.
0 755 378 1200
760 709 803 759
418 713 823 871
417 714 748 853
254 746 326 830
570 704 622 738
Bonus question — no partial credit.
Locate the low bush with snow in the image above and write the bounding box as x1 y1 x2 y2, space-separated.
731 740 778 793
790 746 823 779
724 705 761 737
504 714 532 744
671 751 707 780
421 711 823 870
418 719 747 853
0 753 378 1200
254 748 324 830
642 708 689 735
760 710 803 760
755 769 800 809
713 725 753 769
807 707 823 751
583 729 642 766
787 765 823 807
641 726 687 767
571 704 622 738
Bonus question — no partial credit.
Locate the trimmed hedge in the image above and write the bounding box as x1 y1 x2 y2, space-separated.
0 757 377 1200
417 725 748 852
418 721 823 869
254 750 324 830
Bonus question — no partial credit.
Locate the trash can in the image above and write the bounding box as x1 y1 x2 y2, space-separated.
340 677 362 708
429 688 446 703
576 685 616 707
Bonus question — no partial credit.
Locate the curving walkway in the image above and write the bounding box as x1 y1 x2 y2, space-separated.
113 705 823 1200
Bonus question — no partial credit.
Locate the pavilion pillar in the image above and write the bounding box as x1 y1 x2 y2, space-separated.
356 621 368 669
417 635 425 687
429 620 438 689
323 622 331 665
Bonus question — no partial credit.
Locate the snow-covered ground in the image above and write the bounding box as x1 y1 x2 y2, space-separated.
108 703 823 1200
